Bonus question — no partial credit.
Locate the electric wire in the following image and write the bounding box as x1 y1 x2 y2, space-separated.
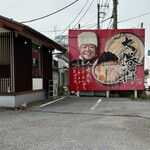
118 11 150 23
78 0 112 29
106 0 112 29
99 0 104 29
101 0 107 28
58 0 90 37
107 16 113 29
80 18 113 29
84 23 97 29
80 22 97 29
103 0 112 29
56 0 91 44
56 0 95 44
72 0 95 29
41 29 64 33
20 0 79 23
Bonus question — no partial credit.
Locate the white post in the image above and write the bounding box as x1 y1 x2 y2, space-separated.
76 91 80 97
134 90 137 98
106 90 110 98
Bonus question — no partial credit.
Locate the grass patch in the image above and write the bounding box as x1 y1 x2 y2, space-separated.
119 90 150 100
138 90 150 100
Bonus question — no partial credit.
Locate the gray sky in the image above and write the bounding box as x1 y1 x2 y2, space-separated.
1 0 150 68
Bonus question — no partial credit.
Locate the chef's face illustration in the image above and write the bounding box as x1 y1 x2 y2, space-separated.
79 44 96 61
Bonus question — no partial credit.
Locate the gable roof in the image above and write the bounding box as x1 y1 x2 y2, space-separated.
0 15 67 52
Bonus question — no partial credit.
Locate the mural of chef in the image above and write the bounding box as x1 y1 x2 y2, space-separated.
69 29 145 91
69 32 98 67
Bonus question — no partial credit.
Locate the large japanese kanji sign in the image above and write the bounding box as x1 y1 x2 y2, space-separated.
69 29 145 91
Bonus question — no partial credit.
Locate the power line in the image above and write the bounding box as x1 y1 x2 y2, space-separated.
73 0 95 29
100 0 110 29
80 22 97 28
58 0 90 37
20 0 79 23
41 29 64 33
118 11 150 23
107 16 113 29
105 0 112 29
56 0 95 44
81 16 112 29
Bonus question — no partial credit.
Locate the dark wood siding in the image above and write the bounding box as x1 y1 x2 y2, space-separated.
42 46 53 91
14 35 32 92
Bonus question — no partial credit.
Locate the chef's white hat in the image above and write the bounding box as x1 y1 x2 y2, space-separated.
78 32 98 47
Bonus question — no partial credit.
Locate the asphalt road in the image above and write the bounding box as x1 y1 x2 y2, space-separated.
0 96 150 150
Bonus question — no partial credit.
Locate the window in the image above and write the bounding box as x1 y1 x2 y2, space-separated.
32 45 42 77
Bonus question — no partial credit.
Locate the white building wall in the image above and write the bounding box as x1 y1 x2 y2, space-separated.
32 78 43 90
0 91 45 107
53 71 59 97
58 58 69 86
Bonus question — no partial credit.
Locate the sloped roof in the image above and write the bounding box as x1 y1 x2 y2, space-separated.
0 15 67 52
55 51 69 63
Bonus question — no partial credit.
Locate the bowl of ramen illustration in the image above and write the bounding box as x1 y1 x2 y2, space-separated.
92 52 123 86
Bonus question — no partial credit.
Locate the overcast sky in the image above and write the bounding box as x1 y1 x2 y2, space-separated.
1 0 150 68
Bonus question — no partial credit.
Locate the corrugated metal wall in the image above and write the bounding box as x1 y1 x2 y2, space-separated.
0 32 14 93
0 32 53 94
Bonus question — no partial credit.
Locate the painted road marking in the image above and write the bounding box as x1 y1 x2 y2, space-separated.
91 99 102 110
40 97 65 108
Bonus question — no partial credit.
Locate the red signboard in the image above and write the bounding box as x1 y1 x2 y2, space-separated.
69 29 145 91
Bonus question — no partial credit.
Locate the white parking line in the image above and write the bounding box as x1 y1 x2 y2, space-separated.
40 97 65 108
91 99 102 110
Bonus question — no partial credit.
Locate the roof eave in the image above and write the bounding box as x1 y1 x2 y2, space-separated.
0 15 67 52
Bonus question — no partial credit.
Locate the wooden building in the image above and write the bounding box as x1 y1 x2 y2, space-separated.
0 15 66 107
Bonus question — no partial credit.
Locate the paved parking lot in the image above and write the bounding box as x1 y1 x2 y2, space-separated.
0 96 150 150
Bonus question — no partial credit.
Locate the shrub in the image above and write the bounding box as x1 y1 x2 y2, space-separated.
58 86 64 96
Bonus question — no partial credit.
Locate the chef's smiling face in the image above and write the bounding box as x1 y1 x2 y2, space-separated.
79 44 96 61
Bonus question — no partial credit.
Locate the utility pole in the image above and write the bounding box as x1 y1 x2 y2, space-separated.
112 0 118 29
97 1 109 29
97 3 100 29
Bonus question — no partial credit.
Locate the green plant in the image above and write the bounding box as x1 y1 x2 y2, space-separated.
58 86 64 96
119 90 134 98
138 90 150 100
119 90 150 100
144 69 149 76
